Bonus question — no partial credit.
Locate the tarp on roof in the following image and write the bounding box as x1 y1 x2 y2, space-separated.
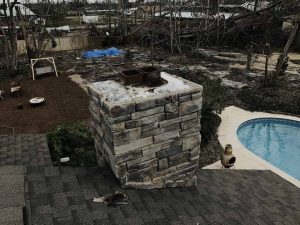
82 47 123 59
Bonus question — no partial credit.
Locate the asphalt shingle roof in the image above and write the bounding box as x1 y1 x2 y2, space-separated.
0 166 25 225
24 166 300 225
1 134 300 225
0 135 52 167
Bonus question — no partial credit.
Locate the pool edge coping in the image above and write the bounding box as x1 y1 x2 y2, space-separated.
203 106 300 188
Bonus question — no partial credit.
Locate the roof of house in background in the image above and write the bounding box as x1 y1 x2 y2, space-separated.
241 1 270 11
155 11 236 20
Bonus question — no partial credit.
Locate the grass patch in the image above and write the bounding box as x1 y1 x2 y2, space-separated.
47 122 97 167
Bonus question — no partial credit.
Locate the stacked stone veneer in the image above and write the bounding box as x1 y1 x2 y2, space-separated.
87 75 203 189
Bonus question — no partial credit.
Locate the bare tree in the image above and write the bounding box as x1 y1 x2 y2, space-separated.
274 23 299 78
0 0 19 74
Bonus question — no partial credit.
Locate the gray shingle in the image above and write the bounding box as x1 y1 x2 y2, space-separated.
2 134 296 225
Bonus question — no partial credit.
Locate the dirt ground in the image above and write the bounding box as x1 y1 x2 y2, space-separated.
0 75 90 134
1 46 299 134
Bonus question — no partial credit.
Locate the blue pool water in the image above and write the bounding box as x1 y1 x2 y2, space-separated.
237 118 300 180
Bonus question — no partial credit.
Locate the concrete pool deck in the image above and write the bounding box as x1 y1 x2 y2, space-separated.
203 106 300 188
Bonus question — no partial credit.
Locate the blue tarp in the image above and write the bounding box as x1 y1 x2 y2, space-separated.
82 47 123 59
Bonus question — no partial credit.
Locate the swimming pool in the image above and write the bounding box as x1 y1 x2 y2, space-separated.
237 118 300 181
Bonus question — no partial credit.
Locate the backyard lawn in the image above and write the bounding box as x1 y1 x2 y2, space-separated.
0 75 90 134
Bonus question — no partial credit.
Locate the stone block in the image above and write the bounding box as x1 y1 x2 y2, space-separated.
164 180 174 188
127 153 156 167
157 145 182 159
180 125 200 137
189 146 200 158
164 164 196 180
124 181 164 189
87 85 101 100
103 135 113 150
154 166 177 178
178 86 202 96
165 103 178 113
171 137 183 147
108 103 135 118
113 127 141 146
89 101 99 116
190 155 200 164
94 124 104 138
154 130 180 143
114 137 153 155
164 123 180 133
140 113 166 125
108 114 131 124
181 112 198 122
179 98 202 116
132 106 164 120
143 176 151 182
125 120 141 129
143 152 156 160
176 161 196 170
112 163 126 178
127 158 158 172
192 92 202 100
166 112 179 120
127 166 157 181
159 117 181 128
168 152 189 167
164 171 186 182
141 122 159 132
181 118 200 130
115 149 142 164
126 113 165 129
136 98 169 111
91 95 100 105
141 128 164 138
142 139 173 151
183 133 201 150
165 94 178 103
175 180 185 187
179 94 192 102
142 141 173 156
158 158 168 171
111 122 126 133
103 141 115 163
